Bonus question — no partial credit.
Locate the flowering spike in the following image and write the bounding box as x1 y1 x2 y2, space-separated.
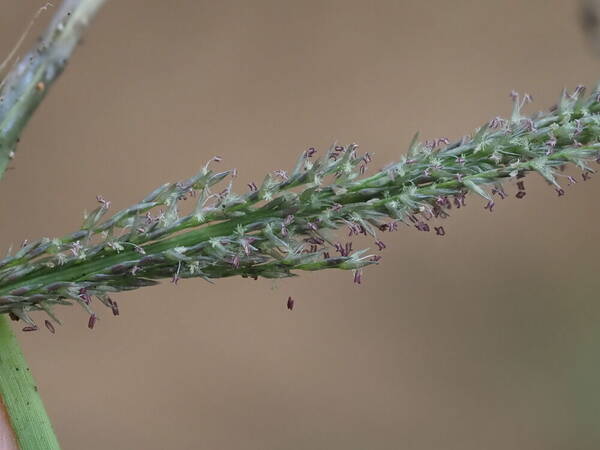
1 85 600 325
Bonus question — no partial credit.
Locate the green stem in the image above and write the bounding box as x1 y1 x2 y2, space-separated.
0 315 60 449
0 0 106 180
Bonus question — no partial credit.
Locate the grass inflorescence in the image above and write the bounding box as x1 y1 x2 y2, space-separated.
2 85 600 331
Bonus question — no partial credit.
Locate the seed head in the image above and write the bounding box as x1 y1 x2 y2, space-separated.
2 84 600 327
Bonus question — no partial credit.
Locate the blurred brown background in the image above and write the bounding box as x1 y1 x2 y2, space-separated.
2 0 600 449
